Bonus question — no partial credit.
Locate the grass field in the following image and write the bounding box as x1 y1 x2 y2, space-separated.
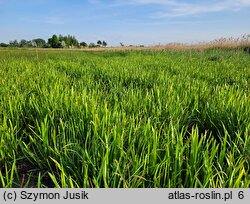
0 48 249 188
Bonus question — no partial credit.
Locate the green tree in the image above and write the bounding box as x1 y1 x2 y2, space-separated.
0 43 8 47
58 41 66 48
32 38 46 48
58 34 64 42
61 35 79 48
48 34 59 48
9 40 19 47
19 39 28 47
97 40 102 47
80 42 87 47
71 36 79 47
89 43 96 48
64 35 71 47
102 41 107 47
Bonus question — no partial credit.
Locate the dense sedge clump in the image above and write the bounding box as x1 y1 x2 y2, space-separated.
0 49 249 187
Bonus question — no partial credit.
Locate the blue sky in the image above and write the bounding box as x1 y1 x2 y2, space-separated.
0 0 250 45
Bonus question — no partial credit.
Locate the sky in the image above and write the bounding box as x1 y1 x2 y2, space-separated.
0 0 250 46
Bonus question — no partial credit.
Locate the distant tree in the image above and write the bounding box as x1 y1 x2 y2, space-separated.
89 43 97 48
97 40 102 46
32 38 46 48
48 34 59 48
19 39 28 47
102 41 107 47
43 43 51 48
71 36 79 47
48 37 52 47
18 39 32 48
80 42 88 47
59 35 79 48
0 43 8 47
64 35 71 47
60 41 66 48
9 40 19 47
27 41 33 47
47 34 80 48
3 34 83 49
58 34 64 42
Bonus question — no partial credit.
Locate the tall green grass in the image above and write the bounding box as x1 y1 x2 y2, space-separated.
0 49 249 187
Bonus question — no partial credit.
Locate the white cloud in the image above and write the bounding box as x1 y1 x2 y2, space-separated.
233 0 250 5
112 0 250 17
149 0 250 18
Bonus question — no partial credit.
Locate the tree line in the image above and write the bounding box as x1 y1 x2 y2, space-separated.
0 34 107 48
